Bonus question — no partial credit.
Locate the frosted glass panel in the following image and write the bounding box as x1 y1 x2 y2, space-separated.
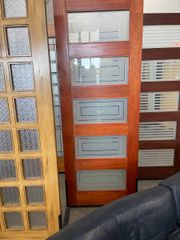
0 187 20 206
68 11 129 43
77 170 126 191
28 212 47 229
76 136 127 159
22 159 43 179
3 0 27 18
0 160 16 180
19 129 40 152
71 57 128 86
26 186 44 205
0 98 9 123
10 63 34 91
0 130 13 152
0 64 5 92
5 212 23 229
6 27 31 56
74 99 127 124
15 97 37 122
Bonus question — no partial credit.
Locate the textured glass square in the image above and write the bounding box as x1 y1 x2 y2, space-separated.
19 129 40 152
4 212 23 229
26 186 44 205
0 64 5 92
15 97 37 122
0 130 13 152
0 98 9 123
22 159 43 179
3 0 27 18
6 27 31 56
0 160 16 180
0 187 20 206
10 63 34 91
28 211 47 229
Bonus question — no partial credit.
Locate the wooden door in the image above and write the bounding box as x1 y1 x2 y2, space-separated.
0 0 60 239
54 0 143 206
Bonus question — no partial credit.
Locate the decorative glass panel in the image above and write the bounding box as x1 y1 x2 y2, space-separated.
71 57 128 86
138 149 175 167
28 212 47 229
68 11 129 43
143 25 180 49
22 159 42 179
0 160 16 180
74 98 127 124
140 92 179 112
142 60 180 82
10 63 34 91
76 136 127 159
0 187 20 206
4 212 23 229
3 0 27 18
0 130 13 152
139 122 177 141
26 186 44 205
0 64 5 92
77 170 126 191
15 97 37 122
19 129 40 152
0 98 9 123
6 27 31 56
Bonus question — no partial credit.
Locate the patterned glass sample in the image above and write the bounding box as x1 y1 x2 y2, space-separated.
74 99 128 124
22 159 42 179
3 0 27 18
19 129 40 152
28 212 47 229
77 170 127 191
0 130 13 152
76 136 127 159
26 186 44 205
0 187 20 206
10 63 34 91
15 97 37 122
0 160 16 180
71 57 128 86
68 11 129 43
0 64 5 92
4 212 23 229
6 27 31 56
0 98 9 123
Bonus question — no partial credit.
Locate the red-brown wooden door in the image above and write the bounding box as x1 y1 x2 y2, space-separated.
54 0 143 206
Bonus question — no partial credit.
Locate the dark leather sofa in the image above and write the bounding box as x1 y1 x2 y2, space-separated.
48 172 180 240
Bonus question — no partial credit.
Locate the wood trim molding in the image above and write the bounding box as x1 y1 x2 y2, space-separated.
144 13 180 26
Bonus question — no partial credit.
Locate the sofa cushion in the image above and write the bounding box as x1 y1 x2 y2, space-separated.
48 186 176 240
167 227 180 240
160 172 180 222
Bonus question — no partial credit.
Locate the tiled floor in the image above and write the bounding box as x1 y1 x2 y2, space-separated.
58 174 162 226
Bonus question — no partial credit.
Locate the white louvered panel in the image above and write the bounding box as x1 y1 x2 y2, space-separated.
140 91 179 112
143 25 180 49
139 122 177 141
138 149 175 167
142 60 180 82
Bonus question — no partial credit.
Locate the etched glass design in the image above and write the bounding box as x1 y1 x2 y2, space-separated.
4 212 23 229
22 159 42 179
4 0 27 18
10 63 34 91
19 129 40 152
0 160 16 180
0 187 20 205
0 64 5 92
71 57 128 86
28 212 47 229
0 130 13 152
68 11 129 43
15 97 37 122
0 98 9 123
26 186 44 205
6 27 31 56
